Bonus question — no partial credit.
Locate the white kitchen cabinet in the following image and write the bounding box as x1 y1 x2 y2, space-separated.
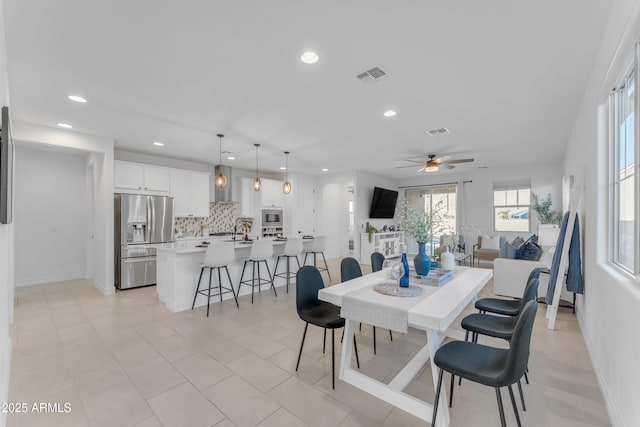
261 179 284 207
114 161 170 194
238 177 259 218
170 169 210 217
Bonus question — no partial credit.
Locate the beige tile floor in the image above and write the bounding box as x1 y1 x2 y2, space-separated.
7 260 611 427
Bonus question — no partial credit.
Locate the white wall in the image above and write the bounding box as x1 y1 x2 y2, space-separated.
14 145 88 286
13 122 115 296
397 163 563 245
563 0 640 425
0 0 12 425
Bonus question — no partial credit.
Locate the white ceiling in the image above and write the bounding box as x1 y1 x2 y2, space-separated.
3 0 612 178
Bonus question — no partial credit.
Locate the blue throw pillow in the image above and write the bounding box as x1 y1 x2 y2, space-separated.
501 242 518 259
517 241 542 261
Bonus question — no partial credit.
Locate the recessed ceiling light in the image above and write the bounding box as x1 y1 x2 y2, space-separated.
280 166 286 170
301 51 319 64
57 123 72 129
322 168 329 172
68 95 87 103
227 156 235 160
383 110 397 117
153 141 164 146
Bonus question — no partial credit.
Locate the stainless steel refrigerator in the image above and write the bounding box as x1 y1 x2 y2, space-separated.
114 194 174 290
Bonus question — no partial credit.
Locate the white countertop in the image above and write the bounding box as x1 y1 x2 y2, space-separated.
158 237 317 254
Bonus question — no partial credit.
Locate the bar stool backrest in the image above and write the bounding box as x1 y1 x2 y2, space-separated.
310 236 326 252
249 240 273 261
283 236 303 256
204 243 235 268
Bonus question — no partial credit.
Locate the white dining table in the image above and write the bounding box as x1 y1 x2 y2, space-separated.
318 266 493 427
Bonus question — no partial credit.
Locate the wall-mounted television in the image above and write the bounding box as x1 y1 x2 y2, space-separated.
0 106 13 224
369 186 398 218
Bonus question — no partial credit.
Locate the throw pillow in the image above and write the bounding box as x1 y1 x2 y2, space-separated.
511 236 525 247
517 241 543 261
501 242 519 259
482 235 501 250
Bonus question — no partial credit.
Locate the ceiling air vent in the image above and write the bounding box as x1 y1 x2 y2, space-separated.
426 127 451 137
356 66 388 83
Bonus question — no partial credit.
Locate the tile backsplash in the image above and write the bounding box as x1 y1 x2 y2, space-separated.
175 203 243 236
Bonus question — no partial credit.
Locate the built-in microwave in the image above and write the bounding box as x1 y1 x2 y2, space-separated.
262 208 283 227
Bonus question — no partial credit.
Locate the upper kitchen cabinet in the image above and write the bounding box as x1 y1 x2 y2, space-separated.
114 161 170 194
261 179 285 207
170 169 210 217
238 177 259 218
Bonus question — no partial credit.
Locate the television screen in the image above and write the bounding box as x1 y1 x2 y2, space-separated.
369 187 398 218
0 106 13 224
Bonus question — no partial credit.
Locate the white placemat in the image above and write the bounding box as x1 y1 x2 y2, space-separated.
340 281 437 333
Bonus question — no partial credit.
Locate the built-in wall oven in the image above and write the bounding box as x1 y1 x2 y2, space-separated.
262 208 283 237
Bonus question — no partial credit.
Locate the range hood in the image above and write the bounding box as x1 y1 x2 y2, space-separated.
214 165 238 203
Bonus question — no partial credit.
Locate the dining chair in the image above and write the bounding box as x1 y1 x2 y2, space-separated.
475 268 542 316
459 277 540 410
295 266 359 389
432 300 538 427
370 252 385 272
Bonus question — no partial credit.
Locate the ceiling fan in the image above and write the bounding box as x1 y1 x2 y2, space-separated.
396 154 474 172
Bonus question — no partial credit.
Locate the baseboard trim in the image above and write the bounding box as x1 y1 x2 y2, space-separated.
0 336 12 427
577 314 623 426
15 274 85 287
92 278 115 296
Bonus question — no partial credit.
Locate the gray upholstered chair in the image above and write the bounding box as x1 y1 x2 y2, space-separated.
431 300 538 427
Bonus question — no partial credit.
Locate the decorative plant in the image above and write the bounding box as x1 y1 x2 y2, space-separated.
397 200 445 243
531 192 562 225
367 225 379 243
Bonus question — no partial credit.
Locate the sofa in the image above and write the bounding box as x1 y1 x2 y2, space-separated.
493 245 573 300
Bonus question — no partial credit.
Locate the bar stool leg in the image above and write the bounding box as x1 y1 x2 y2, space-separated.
286 256 290 293
192 267 205 310
207 267 212 317
257 261 262 293
295 255 301 269
303 252 309 265
225 266 239 308
321 252 332 282
264 260 277 297
251 261 256 304
238 261 248 296
217 267 223 303
273 256 281 280
313 252 317 268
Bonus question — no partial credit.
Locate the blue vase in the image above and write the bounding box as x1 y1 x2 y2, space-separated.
399 253 410 288
414 241 431 276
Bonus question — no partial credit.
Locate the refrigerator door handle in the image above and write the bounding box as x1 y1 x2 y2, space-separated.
147 196 153 243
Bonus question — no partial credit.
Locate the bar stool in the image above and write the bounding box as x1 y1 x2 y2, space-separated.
303 236 332 282
274 236 303 293
191 243 239 317
238 240 277 303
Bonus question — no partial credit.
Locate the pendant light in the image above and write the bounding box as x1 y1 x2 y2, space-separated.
253 143 262 191
282 151 292 194
214 133 228 187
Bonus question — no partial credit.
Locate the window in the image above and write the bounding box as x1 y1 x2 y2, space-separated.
493 187 531 232
611 66 637 273
405 185 457 254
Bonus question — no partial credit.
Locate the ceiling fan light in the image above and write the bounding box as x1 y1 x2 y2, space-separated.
253 177 262 191
214 173 228 187
425 164 439 172
283 181 292 194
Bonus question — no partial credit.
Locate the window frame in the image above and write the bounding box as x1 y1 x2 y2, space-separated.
609 48 640 279
492 186 531 233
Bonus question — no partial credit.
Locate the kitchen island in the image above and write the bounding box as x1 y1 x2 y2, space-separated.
156 237 319 312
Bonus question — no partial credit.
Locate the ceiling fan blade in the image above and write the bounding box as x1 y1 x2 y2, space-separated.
395 164 425 169
439 158 474 165
433 155 451 164
402 159 426 164
444 164 455 169
417 167 426 172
